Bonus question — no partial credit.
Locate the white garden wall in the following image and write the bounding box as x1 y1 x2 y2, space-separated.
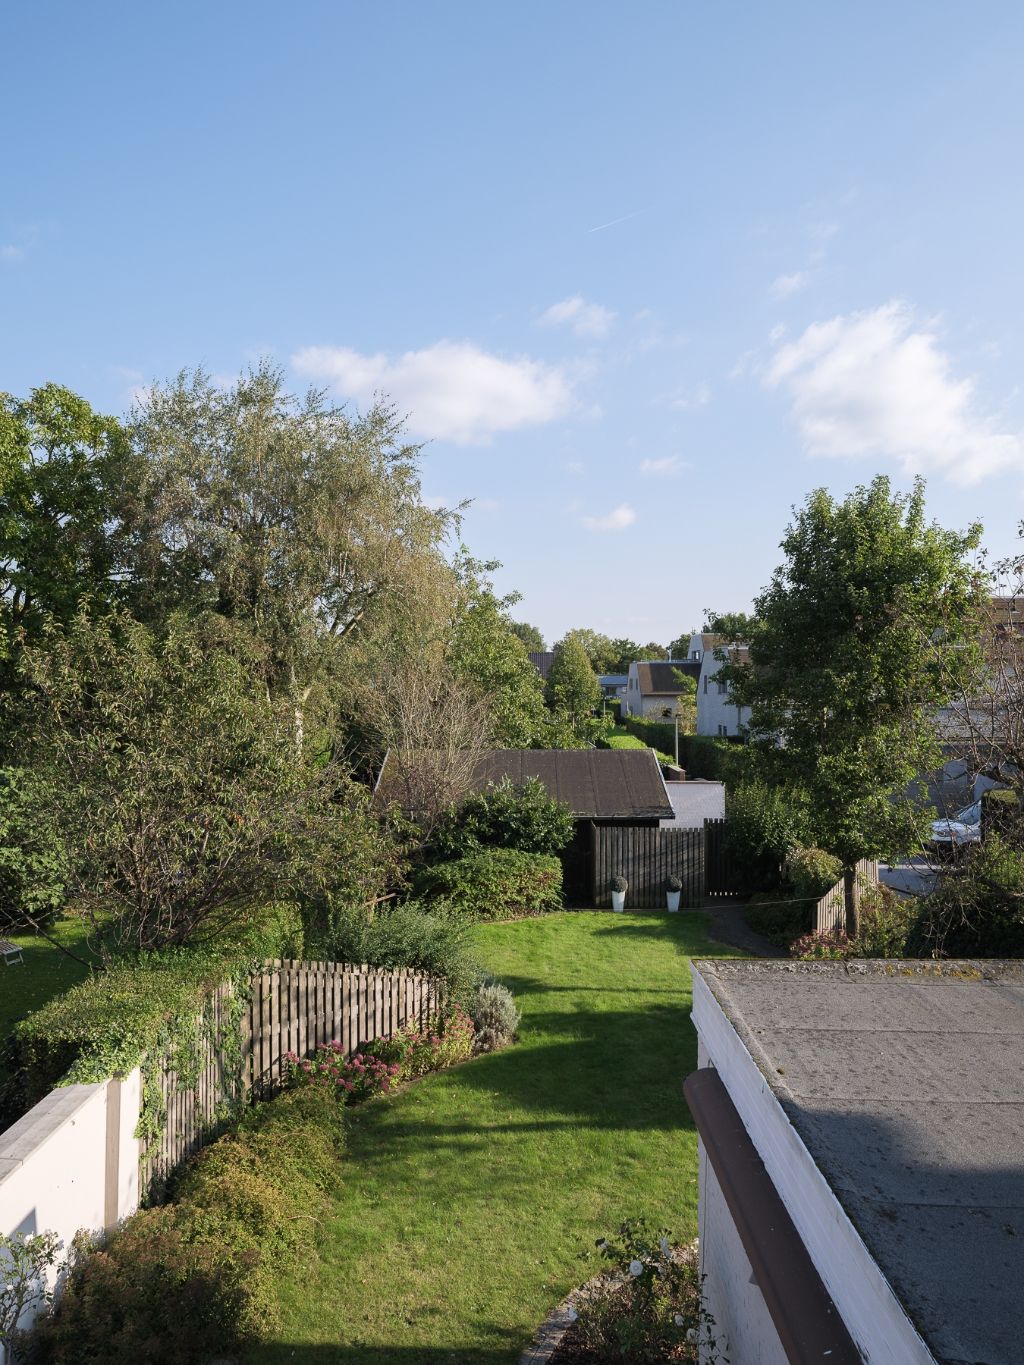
0 1070 142 1347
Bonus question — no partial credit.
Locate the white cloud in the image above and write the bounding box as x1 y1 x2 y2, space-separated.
292 340 573 445
0 244 22 262
769 271 808 300
765 301 1024 484
640 456 688 477
671 382 711 410
581 503 636 532
566 460 585 475
538 295 616 339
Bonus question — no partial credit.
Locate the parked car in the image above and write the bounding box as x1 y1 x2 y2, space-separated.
927 800 982 858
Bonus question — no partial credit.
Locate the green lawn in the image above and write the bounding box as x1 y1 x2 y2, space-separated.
0 920 95 1039
602 726 673 764
248 910 734 1365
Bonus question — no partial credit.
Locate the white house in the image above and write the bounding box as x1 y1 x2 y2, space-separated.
696 644 751 737
622 660 700 719
686 958 1024 1365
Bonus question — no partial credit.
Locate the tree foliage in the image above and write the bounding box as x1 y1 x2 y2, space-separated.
0 384 137 693
545 634 601 738
509 620 545 652
731 476 986 929
127 364 455 733
15 609 398 957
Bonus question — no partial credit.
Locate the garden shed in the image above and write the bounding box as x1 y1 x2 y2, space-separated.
375 747 674 902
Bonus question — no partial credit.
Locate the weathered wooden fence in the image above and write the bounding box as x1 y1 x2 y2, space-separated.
592 825 704 908
703 818 743 898
140 959 441 1197
814 860 880 934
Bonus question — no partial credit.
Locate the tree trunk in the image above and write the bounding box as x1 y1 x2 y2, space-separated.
843 866 860 939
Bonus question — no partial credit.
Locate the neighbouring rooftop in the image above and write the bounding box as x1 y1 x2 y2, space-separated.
695 958 1024 1365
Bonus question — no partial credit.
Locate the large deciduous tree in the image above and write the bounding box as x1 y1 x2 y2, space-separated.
0 385 138 693
14 609 397 958
509 621 545 652
545 634 601 739
731 476 986 933
127 364 455 741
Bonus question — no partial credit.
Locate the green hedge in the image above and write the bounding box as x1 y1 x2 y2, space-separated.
596 730 673 765
621 714 677 755
14 908 300 1106
22 1085 344 1363
413 848 563 919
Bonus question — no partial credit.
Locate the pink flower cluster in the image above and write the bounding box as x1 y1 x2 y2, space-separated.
284 1044 401 1103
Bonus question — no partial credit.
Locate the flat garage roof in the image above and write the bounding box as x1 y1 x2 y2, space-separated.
694 958 1024 1365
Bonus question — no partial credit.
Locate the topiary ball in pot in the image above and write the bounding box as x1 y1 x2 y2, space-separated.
612 875 628 893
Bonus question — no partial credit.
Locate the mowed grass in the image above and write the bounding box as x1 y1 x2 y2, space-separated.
249 911 734 1365
0 920 95 1039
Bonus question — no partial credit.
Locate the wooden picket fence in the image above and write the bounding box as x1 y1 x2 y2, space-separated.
140 959 441 1198
591 825 704 908
814 860 880 934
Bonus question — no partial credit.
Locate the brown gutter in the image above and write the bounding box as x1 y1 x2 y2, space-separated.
684 1067 861 1365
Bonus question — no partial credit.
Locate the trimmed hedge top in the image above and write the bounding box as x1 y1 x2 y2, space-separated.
14 925 276 1101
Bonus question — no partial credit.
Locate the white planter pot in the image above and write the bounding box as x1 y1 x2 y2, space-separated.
611 890 626 912
666 891 681 913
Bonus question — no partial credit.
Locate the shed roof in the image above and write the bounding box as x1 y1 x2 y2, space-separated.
527 650 556 679
377 747 673 820
694 958 1024 1365
635 660 701 695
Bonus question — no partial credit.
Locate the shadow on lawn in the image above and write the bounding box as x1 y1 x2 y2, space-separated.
341 995 698 1175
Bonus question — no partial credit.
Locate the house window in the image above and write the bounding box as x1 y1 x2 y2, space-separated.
703 677 709 694
717 679 728 695
717 724 728 736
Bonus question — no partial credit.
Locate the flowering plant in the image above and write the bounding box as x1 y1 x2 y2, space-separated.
573 1219 725 1362
284 1007 475 1104
284 1043 400 1102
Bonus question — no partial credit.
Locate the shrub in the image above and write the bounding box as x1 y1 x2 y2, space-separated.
666 874 682 892
612 875 628 893
791 926 853 960
321 902 479 1001
0 769 65 933
725 780 811 893
857 884 917 957
287 1007 476 1099
1 1231 62 1361
20 1209 256 1365
785 844 843 900
910 834 1024 957
414 848 563 919
430 778 574 861
469 981 520 1052
22 1084 344 1362
573 1220 723 1363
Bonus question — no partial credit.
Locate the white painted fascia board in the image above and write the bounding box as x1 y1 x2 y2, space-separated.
691 967 936 1365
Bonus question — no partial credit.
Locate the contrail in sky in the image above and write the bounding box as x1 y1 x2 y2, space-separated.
587 208 650 234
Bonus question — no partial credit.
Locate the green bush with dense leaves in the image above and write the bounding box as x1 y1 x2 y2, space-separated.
13 909 299 1105
725 780 812 893
414 848 563 919
430 778 574 861
319 902 480 1002
21 1085 344 1364
0 769 65 932
784 844 843 900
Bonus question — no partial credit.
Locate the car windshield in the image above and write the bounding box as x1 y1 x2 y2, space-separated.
956 801 981 825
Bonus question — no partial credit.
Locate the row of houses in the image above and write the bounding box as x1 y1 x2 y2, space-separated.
619 632 751 738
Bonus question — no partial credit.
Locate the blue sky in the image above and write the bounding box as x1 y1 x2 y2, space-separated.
4 2 1024 647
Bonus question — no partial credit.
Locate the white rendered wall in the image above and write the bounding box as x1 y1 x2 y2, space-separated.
0 1070 142 1345
696 653 750 737
698 1139 789 1365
